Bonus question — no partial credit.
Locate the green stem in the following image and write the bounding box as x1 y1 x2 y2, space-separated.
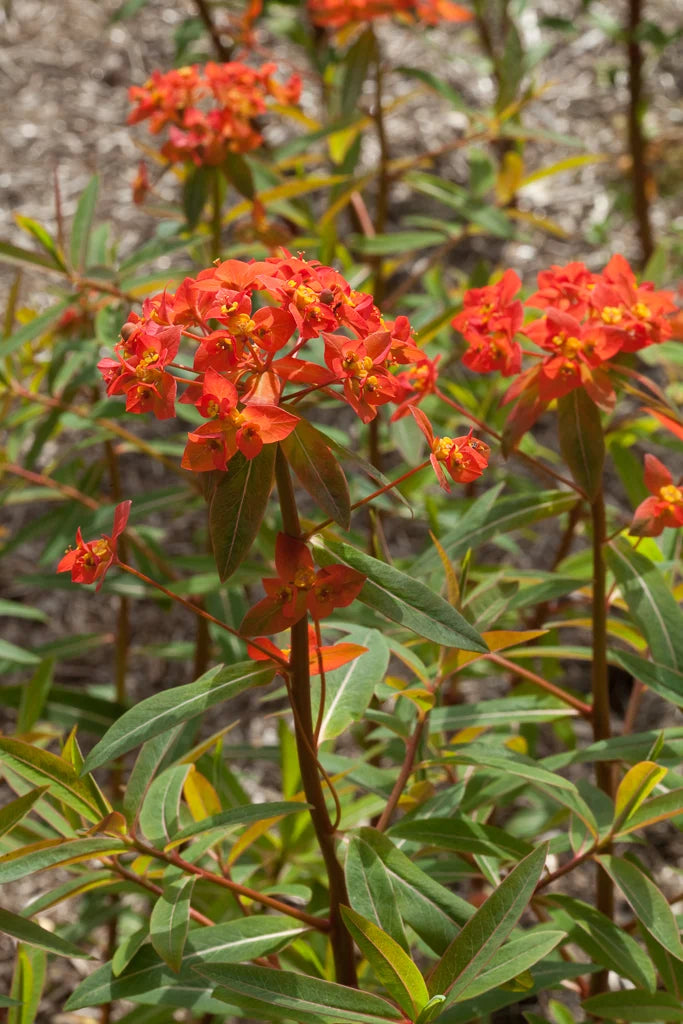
275 447 357 987
590 487 614 993
376 714 426 831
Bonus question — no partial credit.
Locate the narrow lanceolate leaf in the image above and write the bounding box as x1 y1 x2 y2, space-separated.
341 906 429 1018
208 447 276 581
69 174 99 273
8 945 46 1024
281 420 350 529
609 649 683 707
455 929 565 1000
138 765 192 847
0 738 109 822
0 787 49 839
411 487 578 576
196 964 403 1024
546 895 656 992
427 844 548 1002
0 838 127 883
388 816 533 862
0 908 90 959
607 539 683 672
171 801 307 846
582 990 683 1022
316 538 487 652
315 625 389 743
615 787 683 836
612 760 667 832
357 828 472 956
345 836 408 952
65 917 308 1013
557 390 605 501
150 872 196 972
597 855 683 960
83 662 275 772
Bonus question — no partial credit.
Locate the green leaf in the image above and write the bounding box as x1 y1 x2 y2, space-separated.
281 420 350 529
69 175 99 272
350 230 449 255
411 489 578 576
0 638 41 666
66 917 308 1013
0 238 62 273
389 816 533 861
83 661 275 772
430 697 576 731
341 906 429 1018
222 152 255 199
183 165 210 229
138 765 192 846
456 929 565 1000
427 844 548 1001
172 800 308 845
0 838 127 883
0 737 110 822
556 389 604 501
345 836 408 952
357 828 472 956
316 538 487 652
150 871 196 972
0 908 90 959
614 786 683 835
8 945 46 1024
0 787 49 839
612 760 667 831
610 649 683 707
607 540 683 672
0 299 71 358
340 27 376 117
196 963 402 1024
546 894 657 991
582 990 683 1022
315 625 389 743
17 658 54 733
208 447 276 582
14 215 66 268
416 995 447 1024
597 855 683 959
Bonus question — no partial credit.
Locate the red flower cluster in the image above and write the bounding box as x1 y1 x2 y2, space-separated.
630 455 683 537
308 0 471 28
240 534 366 636
99 253 441 474
455 256 676 442
411 408 490 491
57 502 131 591
128 61 301 167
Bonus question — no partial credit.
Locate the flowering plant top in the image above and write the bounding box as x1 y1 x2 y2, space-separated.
308 0 472 29
128 61 301 167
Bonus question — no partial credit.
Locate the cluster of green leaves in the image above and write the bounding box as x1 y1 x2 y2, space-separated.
1 1 682 1022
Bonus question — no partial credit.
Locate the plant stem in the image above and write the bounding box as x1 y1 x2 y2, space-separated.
590 487 614 993
275 447 357 986
193 0 232 61
488 653 593 719
627 0 654 267
376 715 426 831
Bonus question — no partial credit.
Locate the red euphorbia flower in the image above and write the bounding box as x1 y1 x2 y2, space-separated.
411 408 490 491
57 502 131 591
247 626 368 675
629 455 683 536
453 269 524 377
308 0 470 28
240 534 366 636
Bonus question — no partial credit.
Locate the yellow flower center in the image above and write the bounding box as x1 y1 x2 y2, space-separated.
659 484 682 506
293 567 317 590
600 306 623 324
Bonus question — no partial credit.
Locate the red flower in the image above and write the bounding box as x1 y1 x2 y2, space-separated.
411 407 489 491
453 269 523 377
57 502 131 591
308 0 471 28
247 625 368 675
132 161 150 205
629 455 683 536
240 534 366 636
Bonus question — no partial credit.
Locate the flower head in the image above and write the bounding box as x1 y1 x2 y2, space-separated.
629 455 683 537
411 407 490 491
57 502 131 591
